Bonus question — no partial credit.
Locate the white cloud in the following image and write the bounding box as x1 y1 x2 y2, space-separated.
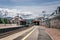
17 4 60 19
0 8 33 18
0 1 60 19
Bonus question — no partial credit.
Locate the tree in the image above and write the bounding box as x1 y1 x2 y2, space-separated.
3 18 9 24
0 18 3 24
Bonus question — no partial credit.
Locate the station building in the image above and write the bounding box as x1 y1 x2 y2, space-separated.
32 19 40 25
44 7 60 29
10 16 26 25
32 17 44 26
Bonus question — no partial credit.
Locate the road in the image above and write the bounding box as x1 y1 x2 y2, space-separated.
0 26 52 40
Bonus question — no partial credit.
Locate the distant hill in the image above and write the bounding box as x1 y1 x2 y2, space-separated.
25 19 33 23
6 17 13 20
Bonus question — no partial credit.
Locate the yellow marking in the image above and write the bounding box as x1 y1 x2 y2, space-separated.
21 28 36 40
0 27 34 40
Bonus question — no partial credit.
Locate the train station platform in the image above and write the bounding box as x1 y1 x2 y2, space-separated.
0 25 60 40
0 24 18 29
40 26 60 40
0 26 34 40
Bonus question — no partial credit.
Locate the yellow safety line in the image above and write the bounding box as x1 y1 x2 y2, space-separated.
21 28 36 40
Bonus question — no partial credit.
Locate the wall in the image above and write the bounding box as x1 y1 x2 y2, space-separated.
50 19 60 29
0 24 18 29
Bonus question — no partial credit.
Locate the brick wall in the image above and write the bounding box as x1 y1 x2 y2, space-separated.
50 19 60 29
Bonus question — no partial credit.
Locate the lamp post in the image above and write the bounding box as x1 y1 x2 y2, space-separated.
4 10 8 26
42 11 46 26
42 11 46 20
17 13 19 17
16 13 20 25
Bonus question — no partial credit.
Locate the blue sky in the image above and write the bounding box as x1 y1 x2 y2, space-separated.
0 0 60 19
0 0 60 7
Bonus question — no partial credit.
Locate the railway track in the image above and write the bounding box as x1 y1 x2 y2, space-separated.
0 26 31 39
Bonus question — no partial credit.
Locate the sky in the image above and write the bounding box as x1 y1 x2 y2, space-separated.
0 0 60 19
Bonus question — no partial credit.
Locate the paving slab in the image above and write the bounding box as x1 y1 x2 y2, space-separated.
38 27 52 40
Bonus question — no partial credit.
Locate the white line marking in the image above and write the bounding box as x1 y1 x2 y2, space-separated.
45 30 54 40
